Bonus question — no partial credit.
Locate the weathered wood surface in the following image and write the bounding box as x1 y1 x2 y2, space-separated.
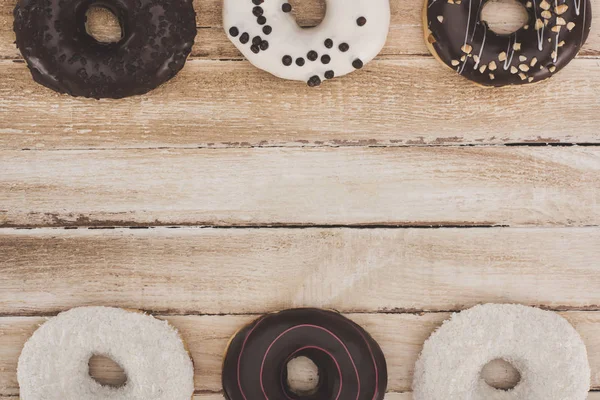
1 0 600 59
1 147 599 227
1 227 600 315
1 312 600 396
1 58 600 149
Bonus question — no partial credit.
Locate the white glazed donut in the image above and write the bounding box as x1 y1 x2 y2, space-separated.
17 307 194 400
413 304 590 400
223 0 390 86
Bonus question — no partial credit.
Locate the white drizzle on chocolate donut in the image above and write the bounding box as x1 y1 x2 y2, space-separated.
223 0 390 86
424 0 592 86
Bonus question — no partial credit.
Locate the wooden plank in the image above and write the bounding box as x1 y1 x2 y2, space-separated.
1 0 600 59
2 59 600 150
1 147 599 227
2 312 600 395
2 227 600 315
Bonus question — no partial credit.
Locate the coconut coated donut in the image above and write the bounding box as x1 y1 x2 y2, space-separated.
13 0 197 98
424 0 592 86
223 0 390 86
222 308 388 400
413 304 590 400
17 307 195 400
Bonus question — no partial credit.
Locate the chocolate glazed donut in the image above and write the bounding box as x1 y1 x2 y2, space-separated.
222 308 387 400
424 0 592 86
14 0 197 98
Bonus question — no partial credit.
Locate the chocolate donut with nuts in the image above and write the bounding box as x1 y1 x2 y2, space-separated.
424 0 592 86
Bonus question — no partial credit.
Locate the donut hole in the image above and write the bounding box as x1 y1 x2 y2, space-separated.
481 359 522 391
88 354 128 388
286 356 320 396
288 0 327 28
481 0 529 35
85 6 123 43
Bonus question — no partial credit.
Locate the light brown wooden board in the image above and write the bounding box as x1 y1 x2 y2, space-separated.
1 58 600 149
2 227 600 315
1 0 600 59
1 312 600 395
1 147 599 227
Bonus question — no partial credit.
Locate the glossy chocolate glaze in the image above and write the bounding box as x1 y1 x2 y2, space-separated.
14 0 197 98
425 0 591 86
222 308 387 400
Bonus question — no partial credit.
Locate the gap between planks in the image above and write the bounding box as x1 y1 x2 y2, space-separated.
3 313 600 395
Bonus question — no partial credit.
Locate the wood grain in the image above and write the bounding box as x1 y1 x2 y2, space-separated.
2 227 600 314
2 0 600 59
1 58 600 149
2 312 600 395
1 147 599 227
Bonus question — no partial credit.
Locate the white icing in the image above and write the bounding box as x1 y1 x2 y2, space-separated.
17 307 195 400
223 0 390 84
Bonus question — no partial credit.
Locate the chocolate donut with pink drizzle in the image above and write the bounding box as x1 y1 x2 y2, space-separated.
424 0 592 86
222 308 387 400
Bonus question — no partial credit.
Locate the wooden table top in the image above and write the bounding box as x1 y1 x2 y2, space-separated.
1 0 599 398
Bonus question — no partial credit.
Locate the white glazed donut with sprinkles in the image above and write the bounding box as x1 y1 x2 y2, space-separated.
223 0 390 86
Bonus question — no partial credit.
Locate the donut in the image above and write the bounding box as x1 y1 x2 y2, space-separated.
223 0 390 87
13 0 197 98
17 307 195 399
424 0 592 86
413 304 590 399
222 308 388 399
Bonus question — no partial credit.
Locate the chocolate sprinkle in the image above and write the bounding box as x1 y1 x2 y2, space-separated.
352 59 363 69
252 6 263 17
307 50 318 61
296 57 305 66
357 16 367 26
262 25 272 35
281 3 292 12
240 32 250 44
321 54 331 64
282 55 293 66
307 75 322 87
339 43 350 52
229 27 239 37
324 70 335 79
257 15 266 25
324 38 333 48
